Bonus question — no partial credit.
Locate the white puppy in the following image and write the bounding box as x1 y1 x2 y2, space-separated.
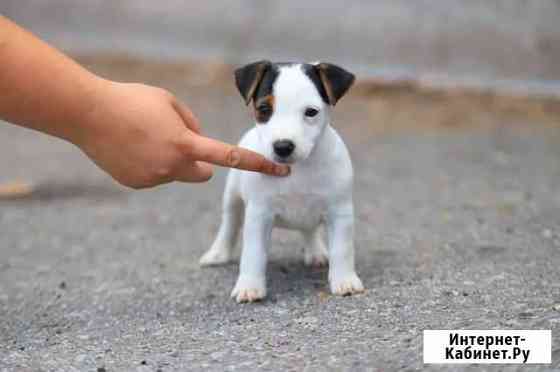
200 61 364 303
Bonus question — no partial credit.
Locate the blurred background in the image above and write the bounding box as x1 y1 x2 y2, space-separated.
3 0 560 93
2 2 560 371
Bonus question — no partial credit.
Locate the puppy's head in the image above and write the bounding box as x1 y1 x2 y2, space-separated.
235 61 354 164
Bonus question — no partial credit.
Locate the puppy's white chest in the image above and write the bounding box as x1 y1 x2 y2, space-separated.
271 192 327 230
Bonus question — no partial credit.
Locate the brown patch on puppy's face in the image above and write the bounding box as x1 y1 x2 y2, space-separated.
254 95 275 124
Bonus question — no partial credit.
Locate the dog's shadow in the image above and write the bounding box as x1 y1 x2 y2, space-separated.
266 259 329 299
200 241 401 303
204 257 329 301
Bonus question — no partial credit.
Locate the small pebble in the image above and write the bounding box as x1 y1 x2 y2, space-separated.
74 354 87 363
210 351 227 360
443 290 459 297
296 316 319 327
518 312 535 319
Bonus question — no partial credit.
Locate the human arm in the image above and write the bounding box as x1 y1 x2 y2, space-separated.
0 16 289 188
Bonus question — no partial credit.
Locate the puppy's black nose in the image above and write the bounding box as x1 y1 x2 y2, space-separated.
273 140 295 158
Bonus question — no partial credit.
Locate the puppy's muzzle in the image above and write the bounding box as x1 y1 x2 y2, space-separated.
273 139 295 159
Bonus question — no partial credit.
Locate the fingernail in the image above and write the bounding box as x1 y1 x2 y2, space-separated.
276 165 290 176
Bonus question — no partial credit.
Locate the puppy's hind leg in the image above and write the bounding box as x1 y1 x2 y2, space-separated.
200 171 243 266
303 226 329 269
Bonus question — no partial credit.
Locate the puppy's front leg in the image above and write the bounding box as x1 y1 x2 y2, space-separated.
231 203 273 303
327 202 364 296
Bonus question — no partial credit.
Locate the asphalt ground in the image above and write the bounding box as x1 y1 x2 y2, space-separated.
1 56 560 371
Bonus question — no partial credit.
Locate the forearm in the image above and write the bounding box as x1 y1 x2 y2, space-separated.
0 16 288 187
0 15 104 143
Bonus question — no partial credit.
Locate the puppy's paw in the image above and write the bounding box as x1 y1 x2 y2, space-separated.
329 272 364 296
199 246 232 267
304 251 329 268
231 276 266 303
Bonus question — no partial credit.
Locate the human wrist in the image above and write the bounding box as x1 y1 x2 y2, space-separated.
65 74 113 147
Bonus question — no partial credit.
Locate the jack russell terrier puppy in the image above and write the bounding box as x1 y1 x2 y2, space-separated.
199 60 364 302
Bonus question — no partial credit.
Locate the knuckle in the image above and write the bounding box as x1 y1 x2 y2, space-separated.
154 167 171 178
172 131 194 154
226 148 241 167
177 138 195 158
154 166 173 179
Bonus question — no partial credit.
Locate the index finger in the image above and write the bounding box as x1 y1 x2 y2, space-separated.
179 133 290 177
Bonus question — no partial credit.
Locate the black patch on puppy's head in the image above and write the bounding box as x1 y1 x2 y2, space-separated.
234 60 272 105
306 62 355 106
235 61 281 123
301 64 330 104
235 61 355 124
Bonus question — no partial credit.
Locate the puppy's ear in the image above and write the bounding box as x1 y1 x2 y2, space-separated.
234 60 271 105
315 63 355 105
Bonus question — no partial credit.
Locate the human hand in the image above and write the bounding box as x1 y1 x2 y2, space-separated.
73 80 290 189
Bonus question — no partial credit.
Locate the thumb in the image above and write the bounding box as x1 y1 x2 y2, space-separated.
171 100 201 134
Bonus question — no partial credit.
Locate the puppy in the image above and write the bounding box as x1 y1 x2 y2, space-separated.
200 61 364 302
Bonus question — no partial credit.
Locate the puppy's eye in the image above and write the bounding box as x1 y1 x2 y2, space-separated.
304 108 319 118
